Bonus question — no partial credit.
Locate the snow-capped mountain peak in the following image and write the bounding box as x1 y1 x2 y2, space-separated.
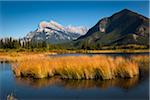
49 20 65 30
38 20 64 32
65 25 88 35
25 20 88 44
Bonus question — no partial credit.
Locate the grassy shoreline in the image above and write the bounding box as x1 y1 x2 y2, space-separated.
72 49 150 54
0 49 149 63
0 49 149 54
0 49 149 56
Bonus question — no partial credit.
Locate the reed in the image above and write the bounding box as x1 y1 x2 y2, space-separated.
12 54 144 80
131 55 149 76
131 55 149 68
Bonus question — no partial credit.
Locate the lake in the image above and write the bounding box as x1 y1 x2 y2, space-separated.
0 53 149 100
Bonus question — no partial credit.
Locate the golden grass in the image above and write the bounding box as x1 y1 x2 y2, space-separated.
11 54 145 80
131 55 149 68
0 52 56 63
131 55 149 76
79 49 150 54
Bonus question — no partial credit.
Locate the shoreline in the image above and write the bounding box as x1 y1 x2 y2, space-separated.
0 49 149 63
0 49 149 53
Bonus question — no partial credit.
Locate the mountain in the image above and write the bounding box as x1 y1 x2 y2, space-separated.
75 9 149 49
24 20 88 44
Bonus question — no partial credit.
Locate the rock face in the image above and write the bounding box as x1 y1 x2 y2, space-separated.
76 9 149 48
24 20 88 44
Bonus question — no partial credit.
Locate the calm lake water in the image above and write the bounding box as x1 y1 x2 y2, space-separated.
0 53 149 100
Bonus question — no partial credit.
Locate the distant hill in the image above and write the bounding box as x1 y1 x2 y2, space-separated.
74 9 149 49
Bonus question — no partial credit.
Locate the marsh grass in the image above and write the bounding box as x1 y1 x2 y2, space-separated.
11 54 146 80
131 55 149 69
131 55 149 76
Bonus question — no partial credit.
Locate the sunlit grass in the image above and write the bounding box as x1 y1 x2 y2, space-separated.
11 54 147 80
0 52 56 63
131 55 149 75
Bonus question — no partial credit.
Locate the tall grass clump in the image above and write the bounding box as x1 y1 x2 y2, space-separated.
13 57 55 78
131 55 149 68
113 57 139 78
12 54 141 80
131 55 149 76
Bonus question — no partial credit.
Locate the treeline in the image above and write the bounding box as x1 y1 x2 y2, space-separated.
0 37 21 49
0 37 69 51
0 37 149 51
77 40 149 50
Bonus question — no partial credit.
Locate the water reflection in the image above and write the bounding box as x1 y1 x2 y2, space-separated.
15 76 140 90
63 77 139 90
1 59 149 99
15 77 62 89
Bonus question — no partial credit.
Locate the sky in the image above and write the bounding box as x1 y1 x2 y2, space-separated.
0 1 149 38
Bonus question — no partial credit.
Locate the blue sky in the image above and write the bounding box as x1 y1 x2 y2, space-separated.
0 1 149 38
